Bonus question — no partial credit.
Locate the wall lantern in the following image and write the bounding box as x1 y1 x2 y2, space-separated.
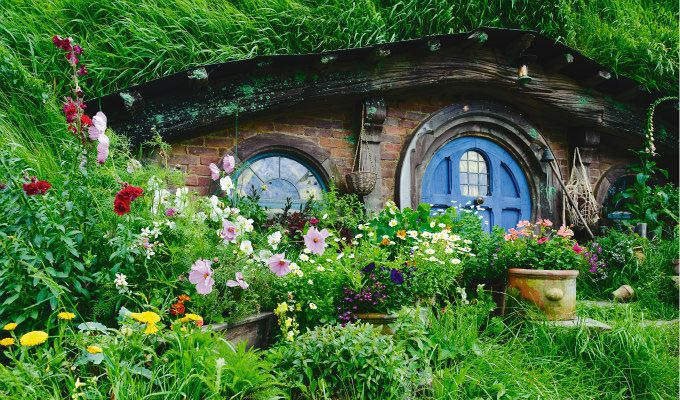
517 64 532 84
540 147 555 163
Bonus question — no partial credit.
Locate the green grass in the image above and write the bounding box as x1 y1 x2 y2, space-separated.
0 0 676 179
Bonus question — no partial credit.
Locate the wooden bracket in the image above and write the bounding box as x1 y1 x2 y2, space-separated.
576 130 601 165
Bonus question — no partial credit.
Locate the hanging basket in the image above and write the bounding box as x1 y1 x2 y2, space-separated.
346 170 377 196
565 148 600 229
346 105 377 196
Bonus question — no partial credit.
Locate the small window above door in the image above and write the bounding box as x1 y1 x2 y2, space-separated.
459 150 489 196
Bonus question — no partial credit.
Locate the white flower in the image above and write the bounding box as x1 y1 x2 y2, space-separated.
316 265 325 272
348 254 355 259
307 279 314 285
236 215 254 233
268 231 282 249
151 189 170 215
303 248 311 254
322 214 328 220
174 187 189 212
295 269 304 277
368 232 375 237
193 211 207 223
239 240 253 255
309 303 317 310
451 258 461 265
114 274 128 289
299 253 309 262
333 238 340 242
425 248 436 255
429 221 436 228
257 249 273 264
219 176 234 194
463 239 472 245
444 247 454 254
126 159 142 173
355 233 363 239
407 230 418 238
388 219 398 227
336 253 344 260
358 224 365 230
438 223 446 228
289 262 300 272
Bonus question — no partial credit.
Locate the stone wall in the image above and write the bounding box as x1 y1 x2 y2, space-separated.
166 89 639 216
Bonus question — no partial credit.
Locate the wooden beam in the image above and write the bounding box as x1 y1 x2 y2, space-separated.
460 30 488 51
544 53 574 73
89 48 646 145
504 33 535 60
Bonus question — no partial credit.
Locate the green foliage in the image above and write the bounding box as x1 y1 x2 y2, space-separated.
0 318 284 399
268 323 417 399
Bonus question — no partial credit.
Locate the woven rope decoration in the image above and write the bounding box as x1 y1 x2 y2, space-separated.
565 147 600 229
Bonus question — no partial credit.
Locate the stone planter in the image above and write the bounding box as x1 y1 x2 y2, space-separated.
356 313 397 334
206 312 276 349
506 268 579 321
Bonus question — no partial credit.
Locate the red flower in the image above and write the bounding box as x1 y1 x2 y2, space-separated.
81 114 92 127
310 217 319 226
52 35 72 51
113 185 143 216
77 65 88 76
537 237 549 244
63 100 78 123
22 179 51 196
572 243 583 254
169 302 185 316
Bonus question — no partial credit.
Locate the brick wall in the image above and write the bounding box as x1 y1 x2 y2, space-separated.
166 90 637 207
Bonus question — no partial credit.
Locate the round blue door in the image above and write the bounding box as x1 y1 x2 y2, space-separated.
421 136 532 231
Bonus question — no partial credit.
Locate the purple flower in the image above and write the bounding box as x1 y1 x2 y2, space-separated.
88 112 107 140
362 262 376 274
390 269 404 284
222 155 235 174
268 253 291 276
188 259 215 295
209 163 220 180
226 271 249 289
303 227 330 255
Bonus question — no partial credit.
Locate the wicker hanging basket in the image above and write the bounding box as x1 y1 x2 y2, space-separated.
565 148 600 229
346 106 377 196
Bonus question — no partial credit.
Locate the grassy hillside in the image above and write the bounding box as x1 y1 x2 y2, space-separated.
0 0 677 177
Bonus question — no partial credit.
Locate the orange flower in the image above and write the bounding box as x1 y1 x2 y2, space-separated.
177 294 191 303
380 237 390 246
396 230 406 240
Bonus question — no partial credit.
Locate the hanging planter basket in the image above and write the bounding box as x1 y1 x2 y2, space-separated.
346 106 377 196
346 170 377 196
565 148 600 229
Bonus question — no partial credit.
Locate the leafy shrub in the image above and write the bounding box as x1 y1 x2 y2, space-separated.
268 323 417 399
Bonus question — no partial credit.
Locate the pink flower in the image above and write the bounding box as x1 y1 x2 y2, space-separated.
97 134 110 164
572 243 583 254
310 217 319 226
303 227 330 255
209 163 220 180
268 253 291 277
537 219 553 227
221 220 238 242
557 225 574 238
226 272 249 289
504 228 520 241
222 155 235 174
188 259 215 295
516 220 531 229
88 112 107 140
537 237 549 244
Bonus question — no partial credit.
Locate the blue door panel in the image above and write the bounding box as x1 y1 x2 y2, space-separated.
422 136 531 231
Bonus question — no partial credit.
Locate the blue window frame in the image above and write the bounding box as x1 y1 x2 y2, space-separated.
235 152 326 210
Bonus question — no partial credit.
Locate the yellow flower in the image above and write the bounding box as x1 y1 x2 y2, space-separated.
58 312 76 320
3 323 17 331
20 331 48 347
130 311 161 324
275 302 288 314
86 345 102 354
179 313 203 323
0 338 15 346
144 323 159 335
396 230 407 240
380 237 390 246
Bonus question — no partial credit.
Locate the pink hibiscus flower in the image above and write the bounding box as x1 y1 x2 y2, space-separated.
557 225 574 238
209 163 220 180
188 259 215 295
537 219 553 227
222 155 235 174
303 227 330 255
221 220 238 242
268 253 291 277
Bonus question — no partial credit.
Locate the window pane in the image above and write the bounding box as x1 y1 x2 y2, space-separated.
459 150 489 198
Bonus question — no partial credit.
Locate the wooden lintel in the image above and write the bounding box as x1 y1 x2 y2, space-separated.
544 53 574 73
427 40 441 52
584 70 611 87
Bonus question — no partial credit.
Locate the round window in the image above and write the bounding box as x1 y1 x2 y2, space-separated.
236 153 326 210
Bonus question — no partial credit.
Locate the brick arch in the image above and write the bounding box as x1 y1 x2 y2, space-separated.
219 133 342 189
595 164 632 206
396 101 557 222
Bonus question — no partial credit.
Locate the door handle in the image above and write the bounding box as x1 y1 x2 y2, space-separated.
474 196 485 206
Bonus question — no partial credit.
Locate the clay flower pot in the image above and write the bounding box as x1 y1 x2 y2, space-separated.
506 268 579 320
356 313 397 334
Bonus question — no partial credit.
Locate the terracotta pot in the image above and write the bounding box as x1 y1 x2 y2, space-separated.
356 313 397 334
206 312 276 349
672 259 680 275
612 285 634 302
506 268 579 320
